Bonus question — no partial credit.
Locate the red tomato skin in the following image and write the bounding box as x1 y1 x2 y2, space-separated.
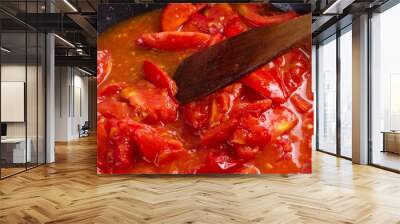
161 3 198 31
143 60 178 96
181 13 209 33
97 50 112 85
224 17 248 37
290 93 312 113
237 4 297 27
98 98 134 120
242 66 286 104
137 32 211 51
204 4 237 34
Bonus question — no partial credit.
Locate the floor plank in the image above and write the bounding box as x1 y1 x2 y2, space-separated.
0 136 400 224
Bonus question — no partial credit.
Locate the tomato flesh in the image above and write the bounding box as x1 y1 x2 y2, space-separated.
224 17 248 37
242 65 286 104
131 123 187 166
260 106 299 139
120 81 178 123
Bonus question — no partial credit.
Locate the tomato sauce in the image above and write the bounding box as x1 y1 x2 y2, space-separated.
97 3 313 174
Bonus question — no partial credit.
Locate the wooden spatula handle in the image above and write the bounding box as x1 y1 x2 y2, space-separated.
174 13 311 104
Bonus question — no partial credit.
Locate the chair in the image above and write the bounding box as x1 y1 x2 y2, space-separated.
79 121 90 138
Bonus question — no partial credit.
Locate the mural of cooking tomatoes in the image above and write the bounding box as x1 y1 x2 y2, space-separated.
97 3 312 174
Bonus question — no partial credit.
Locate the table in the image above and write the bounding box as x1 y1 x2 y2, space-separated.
1 138 31 164
381 131 400 154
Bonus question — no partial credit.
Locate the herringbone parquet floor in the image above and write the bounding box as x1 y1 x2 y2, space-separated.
0 136 400 224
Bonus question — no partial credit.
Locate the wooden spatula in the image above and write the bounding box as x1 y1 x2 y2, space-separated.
174 13 311 104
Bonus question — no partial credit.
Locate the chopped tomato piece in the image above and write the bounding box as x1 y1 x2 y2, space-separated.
131 123 187 166
98 82 128 98
97 50 112 85
237 163 261 174
209 83 242 126
237 4 297 27
211 86 241 123
233 99 272 117
271 135 294 163
198 149 239 173
242 65 286 104
234 145 260 160
290 93 312 113
181 13 209 33
98 98 135 120
143 60 177 96
100 119 137 173
200 120 238 145
137 32 211 51
183 83 242 129
183 100 211 130
230 115 270 147
157 147 190 166
120 81 179 123
261 106 298 139
224 17 248 37
204 3 238 34
161 3 198 31
113 137 135 172
274 49 310 96
302 110 314 138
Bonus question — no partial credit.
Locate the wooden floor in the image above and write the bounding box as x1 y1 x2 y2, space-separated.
1 136 400 224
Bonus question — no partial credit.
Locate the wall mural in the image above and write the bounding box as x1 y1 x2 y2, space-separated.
97 3 313 174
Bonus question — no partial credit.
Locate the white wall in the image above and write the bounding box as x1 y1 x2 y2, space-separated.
54 67 89 141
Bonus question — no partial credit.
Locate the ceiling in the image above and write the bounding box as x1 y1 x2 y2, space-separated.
0 0 393 73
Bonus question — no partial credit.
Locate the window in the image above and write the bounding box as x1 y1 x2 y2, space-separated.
317 35 337 154
0 1 47 179
370 3 400 171
339 27 352 158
